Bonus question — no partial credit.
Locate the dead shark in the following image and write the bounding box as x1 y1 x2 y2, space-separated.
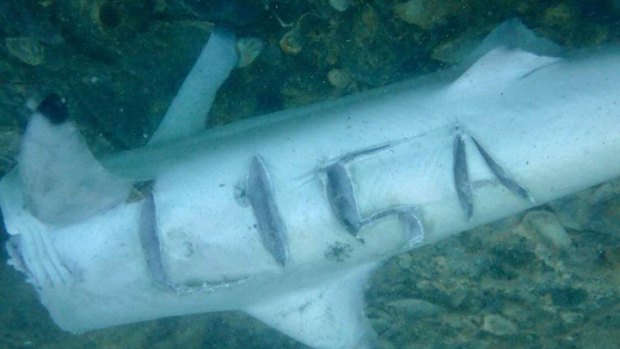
1 20 619 349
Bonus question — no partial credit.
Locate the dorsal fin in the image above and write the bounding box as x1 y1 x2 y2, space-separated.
445 18 563 95
18 94 131 226
245 263 379 349
449 47 561 95
149 26 238 145
465 18 563 65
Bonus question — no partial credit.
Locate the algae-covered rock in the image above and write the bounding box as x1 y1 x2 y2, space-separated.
5 37 45 66
482 314 518 336
329 0 353 12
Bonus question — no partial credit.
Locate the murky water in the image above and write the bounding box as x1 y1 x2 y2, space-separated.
0 1 619 348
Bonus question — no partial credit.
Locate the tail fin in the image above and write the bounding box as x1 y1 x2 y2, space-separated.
18 94 131 226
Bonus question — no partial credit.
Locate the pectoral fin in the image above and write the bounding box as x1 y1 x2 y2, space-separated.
149 26 238 145
245 263 380 349
449 19 562 96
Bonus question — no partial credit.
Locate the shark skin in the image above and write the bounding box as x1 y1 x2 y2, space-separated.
1 22 620 349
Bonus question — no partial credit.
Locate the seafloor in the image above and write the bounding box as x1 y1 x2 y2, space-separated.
0 0 619 348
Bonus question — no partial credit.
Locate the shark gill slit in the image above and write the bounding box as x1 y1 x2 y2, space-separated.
453 132 474 219
246 155 289 266
471 137 534 202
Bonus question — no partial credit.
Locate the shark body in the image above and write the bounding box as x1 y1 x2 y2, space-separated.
1 21 619 349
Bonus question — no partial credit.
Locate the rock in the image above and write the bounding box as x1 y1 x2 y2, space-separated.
601 245 620 270
550 179 620 238
327 69 352 89
432 34 483 63
0 0 63 45
183 0 262 27
329 0 352 12
279 28 303 55
5 37 45 66
395 0 427 28
386 298 443 320
543 3 578 28
395 0 458 30
397 253 413 270
338 5 406 86
55 0 153 59
482 314 517 336
0 128 20 174
549 287 588 307
236 37 264 68
560 311 584 326
524 210 572 249
377 339 397 349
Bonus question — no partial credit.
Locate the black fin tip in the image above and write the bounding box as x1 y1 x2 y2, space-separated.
37 93 68 125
